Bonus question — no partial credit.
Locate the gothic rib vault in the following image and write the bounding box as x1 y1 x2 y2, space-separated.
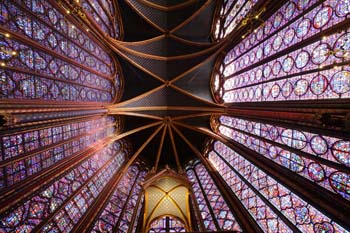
0 0 350 232
107 0 226 172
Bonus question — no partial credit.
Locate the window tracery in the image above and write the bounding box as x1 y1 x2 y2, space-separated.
91 165 147 233
213 115 350 201
0 0 121 103
212 0 350 103
186 161 242 232
205 139 348 232
148 216 186 233
0 117 116 190
0 140 126 233
79 0 121 38
213 0 259 40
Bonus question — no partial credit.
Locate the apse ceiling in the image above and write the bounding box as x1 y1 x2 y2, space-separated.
107 0 277 172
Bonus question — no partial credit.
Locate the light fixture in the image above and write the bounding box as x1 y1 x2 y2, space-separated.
0 33 18 58
326 48 350 59
239 7 266 40
58 0 85 19
0 47 18 57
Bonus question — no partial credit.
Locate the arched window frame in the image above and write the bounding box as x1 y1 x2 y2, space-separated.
147 215 187 233
0 139 127 233
211 0 350 104
0 116 118 191
0 0 123 104
204 137 349 232
90 163 148 233
211 0 260 41
185 160 242 232
211 114 350 201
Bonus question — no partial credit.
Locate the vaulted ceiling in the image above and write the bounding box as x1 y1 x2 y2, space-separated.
2 0 350 232
107 0 278 172
108 0 221 171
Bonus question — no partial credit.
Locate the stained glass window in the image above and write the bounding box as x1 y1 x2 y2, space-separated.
0 117 116 190
186 161 242 232
79 0 121 38
132 196 144 233
214 115 350 201
148 216 186 233
213 0 259 40
0 141 126 233
91 165 147 233
0 0 121 103
212 0 350 103
205 139 348 232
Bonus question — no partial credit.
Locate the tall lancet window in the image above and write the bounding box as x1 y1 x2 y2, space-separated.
209 1 350 229
0 140 127 233
0 116 117 190
90 164 147 233
205 139 348 232
212 115 350 201
212 0 350 103
78 0 122 38
186 161 242 232
0 0 122 104
212 0 260 40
